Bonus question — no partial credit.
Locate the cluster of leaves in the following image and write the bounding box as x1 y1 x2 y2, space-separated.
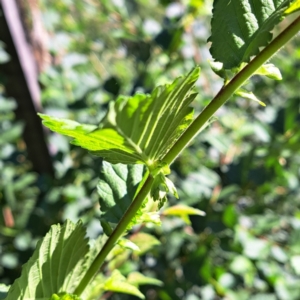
1 0 300 300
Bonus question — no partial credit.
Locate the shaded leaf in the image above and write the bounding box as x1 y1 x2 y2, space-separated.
222 204 238 228
209 0 292 69
97 162 146 224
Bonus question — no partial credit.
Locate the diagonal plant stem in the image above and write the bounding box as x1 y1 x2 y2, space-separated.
163 14 300 165
75 14 300 296
74 173 153 296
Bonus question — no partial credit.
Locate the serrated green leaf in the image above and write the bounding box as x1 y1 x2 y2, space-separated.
254 64 282 80
127 272 163 287
4 220 90 300
162 204 206 225
235 88 266 106
209 0 293 69
284 0 300 15
97 162 146 224
104 270 145 299
39 67 200 166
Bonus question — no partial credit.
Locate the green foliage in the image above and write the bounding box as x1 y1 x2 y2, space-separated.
209 0 293 69
102 270 145 299
97 162 148 231
39 67 200 168
49 293 81 300
0 41 9 63
285 0 300 15
2 1 300 300
162 204 206 225
4 220 89 300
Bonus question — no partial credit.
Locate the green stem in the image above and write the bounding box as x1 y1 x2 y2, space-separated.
75 14 300 296
74 174 154 296
163 14 300 165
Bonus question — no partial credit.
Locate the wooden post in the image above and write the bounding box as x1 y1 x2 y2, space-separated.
0 0 53 175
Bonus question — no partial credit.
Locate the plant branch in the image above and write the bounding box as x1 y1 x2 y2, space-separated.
163 14 300 165
75 14 300 296
74 174 154 296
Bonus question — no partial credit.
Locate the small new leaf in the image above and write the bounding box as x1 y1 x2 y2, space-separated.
254 64 282 80
130 232 160 255
284 0 300 15
163 204 206 225
209 0 293 69
235 88 266 107
127 272 163 287
118 238 140 251
49 293 81 300
104 270 145 299
150 172 178 208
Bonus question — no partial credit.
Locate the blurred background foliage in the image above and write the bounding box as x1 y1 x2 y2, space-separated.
1 0 300 299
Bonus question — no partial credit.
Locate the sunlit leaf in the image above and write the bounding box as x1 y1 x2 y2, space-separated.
209 0 293 69
39 67 200 166
235 88 266 106
49 293 81 300
162 204 206 225
104 270 145 299
290 255 300 275
130 232 160 255
284 0 300 15
4 220 90 300
254 64 282 80
127 272 163 287
118 238 140 251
